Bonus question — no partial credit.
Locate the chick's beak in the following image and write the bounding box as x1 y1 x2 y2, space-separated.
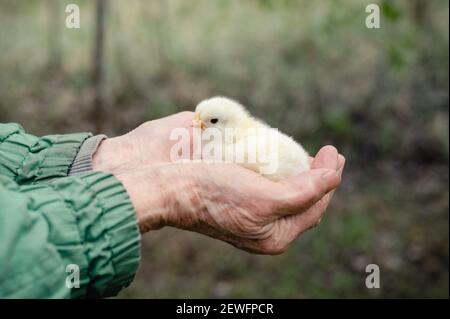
192 113 206 130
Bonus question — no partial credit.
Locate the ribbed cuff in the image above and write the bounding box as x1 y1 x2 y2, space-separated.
50 171 141 298
69 135 107 176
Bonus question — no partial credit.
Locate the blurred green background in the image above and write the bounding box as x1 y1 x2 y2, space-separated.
0 0 448 298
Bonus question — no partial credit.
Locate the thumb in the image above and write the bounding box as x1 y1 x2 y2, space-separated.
273 168 341 217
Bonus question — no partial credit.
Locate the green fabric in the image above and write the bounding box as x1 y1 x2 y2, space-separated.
0 123 141 298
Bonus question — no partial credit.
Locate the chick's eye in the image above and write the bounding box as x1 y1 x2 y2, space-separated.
210 118 219 124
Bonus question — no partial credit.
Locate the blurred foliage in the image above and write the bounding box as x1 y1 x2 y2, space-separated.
0 0 448 298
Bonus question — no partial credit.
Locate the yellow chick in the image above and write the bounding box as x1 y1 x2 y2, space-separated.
194 96 310 181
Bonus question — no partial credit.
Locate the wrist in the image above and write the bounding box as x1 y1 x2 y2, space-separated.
113 165 171 233
115 164 202 233
115 167 168 232
69 134 107 175
92 136 133 174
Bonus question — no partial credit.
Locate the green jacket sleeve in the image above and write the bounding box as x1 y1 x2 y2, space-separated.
0 122 90 184
0 123 141 298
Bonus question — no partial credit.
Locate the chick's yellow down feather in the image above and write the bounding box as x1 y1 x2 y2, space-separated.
194 96 310 181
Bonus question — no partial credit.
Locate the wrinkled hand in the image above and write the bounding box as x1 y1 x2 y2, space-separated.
93 112 345 254
114 149 344 255
92 112 194 173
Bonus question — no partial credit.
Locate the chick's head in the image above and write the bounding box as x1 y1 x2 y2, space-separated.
194 96 251 131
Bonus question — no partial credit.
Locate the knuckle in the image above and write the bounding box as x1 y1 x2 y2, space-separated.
304 178 321 203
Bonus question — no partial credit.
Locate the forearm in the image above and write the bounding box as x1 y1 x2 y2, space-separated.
114 166 170 232
89 134 193 233
0 124 146 298
0 123 91 184
0 172 140 298
112 163 203 233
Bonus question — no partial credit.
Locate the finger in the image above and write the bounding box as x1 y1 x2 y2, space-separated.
272 168 341 217
290 154 346 235
324 154 345 197
325 153 345 204
305 154 345 217
312 145 339 171
293 191 333 232
267 149 343 219
286 152 344 216
337 154 346 176
308 153 344 203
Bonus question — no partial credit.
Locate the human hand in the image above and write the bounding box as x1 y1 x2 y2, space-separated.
92 111 194 174
115 145 345 255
